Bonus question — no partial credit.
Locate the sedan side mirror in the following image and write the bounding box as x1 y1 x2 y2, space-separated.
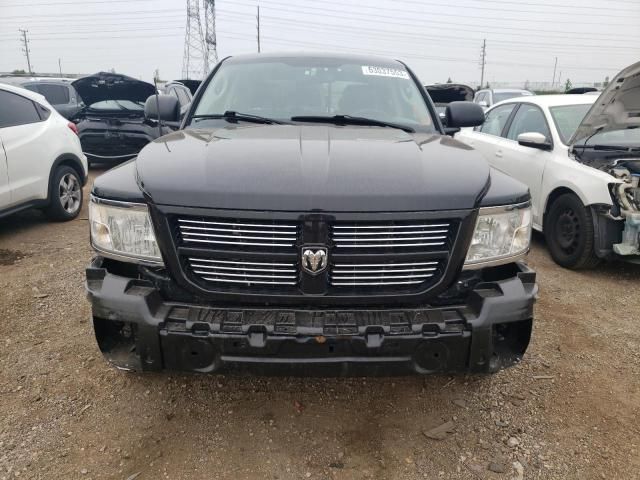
144 94 180 123
445 101 485 129
517 132 552 151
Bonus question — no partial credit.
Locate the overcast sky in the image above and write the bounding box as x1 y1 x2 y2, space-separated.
1 0 639 87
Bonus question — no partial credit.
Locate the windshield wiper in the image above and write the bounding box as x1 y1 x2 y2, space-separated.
191 111 287 124
576 144 640 152
290 115 415 133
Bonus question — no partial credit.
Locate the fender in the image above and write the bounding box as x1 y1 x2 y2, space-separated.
46 153 88 200
542 168 617 220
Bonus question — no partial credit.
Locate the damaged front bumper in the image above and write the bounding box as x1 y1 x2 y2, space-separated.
85 257 537 376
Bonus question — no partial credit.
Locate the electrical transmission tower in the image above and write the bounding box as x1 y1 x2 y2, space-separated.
182 0 217 80
182 0 205 79
19 29 33 74
203 0 218 73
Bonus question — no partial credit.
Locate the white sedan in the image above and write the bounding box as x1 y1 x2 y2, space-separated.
455 71 640 269
0 82 88 220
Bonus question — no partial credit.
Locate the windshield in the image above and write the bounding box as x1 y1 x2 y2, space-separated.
577 127 640 147
192 57 434 131
88 100 144 111
494 91 532 103
549 104 592 145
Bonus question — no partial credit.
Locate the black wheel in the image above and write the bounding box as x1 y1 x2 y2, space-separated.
44 165 83 221
543 193 600 269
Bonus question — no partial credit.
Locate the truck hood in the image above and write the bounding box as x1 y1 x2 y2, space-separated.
569 61 640 146
72 72 156 107
135 124 491 212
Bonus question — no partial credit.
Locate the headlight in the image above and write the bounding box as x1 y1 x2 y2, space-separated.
89 196 163 265
464 203 532 269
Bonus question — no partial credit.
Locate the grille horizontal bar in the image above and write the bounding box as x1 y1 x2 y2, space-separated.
187 257 297 286
333 224 450 229
179 219 297 229
330 261 440 286
178 218 297 248
332 222 453 249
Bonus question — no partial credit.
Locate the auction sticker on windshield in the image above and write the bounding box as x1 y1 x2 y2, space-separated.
361 66 410 79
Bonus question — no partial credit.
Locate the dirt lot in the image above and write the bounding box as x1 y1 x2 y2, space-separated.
1 169 639 480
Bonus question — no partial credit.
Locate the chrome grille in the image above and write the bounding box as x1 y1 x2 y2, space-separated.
178 218 297 248
330 261 440 286
187 257 297 285
332 222 452 249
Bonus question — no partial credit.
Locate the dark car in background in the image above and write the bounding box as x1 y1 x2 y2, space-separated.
425 83 474 123
72 72 175 165
21 80 84 120
0 77 85 120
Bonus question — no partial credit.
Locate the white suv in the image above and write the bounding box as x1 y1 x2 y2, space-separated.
0 83 88 221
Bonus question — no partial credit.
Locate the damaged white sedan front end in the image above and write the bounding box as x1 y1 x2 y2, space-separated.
570 61 640 258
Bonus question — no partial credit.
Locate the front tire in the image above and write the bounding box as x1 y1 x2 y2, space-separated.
44 166 83 221
543 193 600 269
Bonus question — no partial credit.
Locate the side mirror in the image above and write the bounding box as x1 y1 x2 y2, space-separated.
477 100 488 108
517 132 552 150
445 101 485 128
144 94 180 123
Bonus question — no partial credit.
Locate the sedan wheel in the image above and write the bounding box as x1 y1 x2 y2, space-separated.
544 192 600 269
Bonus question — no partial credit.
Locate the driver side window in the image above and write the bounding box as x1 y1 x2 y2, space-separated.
506 104 551 141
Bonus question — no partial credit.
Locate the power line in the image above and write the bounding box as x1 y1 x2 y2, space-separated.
4 0 638 15
284 0 639 24
227 0 640 42
220 5 638 48
251 32 624 72
0 0 158 6
0 12 185 24
4 11 636 65
2 11 636 57
383 0 640 16
0 25 185 39
0 7 184 19
214 9 638 55
10 28 626 77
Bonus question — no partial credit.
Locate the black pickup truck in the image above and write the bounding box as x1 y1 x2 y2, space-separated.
86 53 537 375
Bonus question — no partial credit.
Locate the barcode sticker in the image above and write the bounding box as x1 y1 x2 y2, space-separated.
361 66 410 79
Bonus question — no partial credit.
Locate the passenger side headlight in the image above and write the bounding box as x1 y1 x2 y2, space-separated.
89 196 163 265
464 203 532 269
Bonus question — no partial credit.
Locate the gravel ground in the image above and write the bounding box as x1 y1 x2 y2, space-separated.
0 169 639 480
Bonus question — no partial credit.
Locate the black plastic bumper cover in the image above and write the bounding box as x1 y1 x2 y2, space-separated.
85 258 537 375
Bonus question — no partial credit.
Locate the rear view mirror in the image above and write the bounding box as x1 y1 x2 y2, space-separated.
445 101 485 128
144 94 180 123
517 132 552 150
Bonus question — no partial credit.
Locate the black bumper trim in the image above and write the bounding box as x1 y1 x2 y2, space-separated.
86 257 537 375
